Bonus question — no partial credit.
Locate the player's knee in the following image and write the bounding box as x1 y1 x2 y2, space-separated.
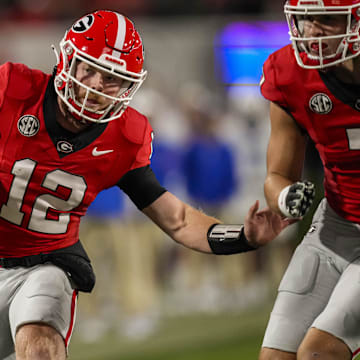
297 345 347 360
297 329 351 360
15 323 66 360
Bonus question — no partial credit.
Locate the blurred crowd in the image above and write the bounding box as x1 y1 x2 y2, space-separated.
0 0 283 22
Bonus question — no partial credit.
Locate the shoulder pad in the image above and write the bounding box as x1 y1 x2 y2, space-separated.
261 45 300 106
4 62 49 100
271 45 299 83
121 107 153 145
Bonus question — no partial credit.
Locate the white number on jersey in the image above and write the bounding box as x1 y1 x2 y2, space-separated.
346 128 360 150
0 159 87 234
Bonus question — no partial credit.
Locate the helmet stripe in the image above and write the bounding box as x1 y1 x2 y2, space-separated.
112 13 126 58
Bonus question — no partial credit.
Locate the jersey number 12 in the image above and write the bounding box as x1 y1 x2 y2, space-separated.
0 158 87 234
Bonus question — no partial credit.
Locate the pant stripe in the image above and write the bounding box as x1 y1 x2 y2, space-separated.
64 290 78 348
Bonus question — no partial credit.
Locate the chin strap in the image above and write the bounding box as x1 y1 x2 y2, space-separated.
51 44 60 65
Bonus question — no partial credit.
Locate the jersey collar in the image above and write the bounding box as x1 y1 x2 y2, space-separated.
319 70 360 112
43 76 108 158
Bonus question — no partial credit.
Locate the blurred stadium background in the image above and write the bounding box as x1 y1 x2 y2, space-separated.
0 0 326 359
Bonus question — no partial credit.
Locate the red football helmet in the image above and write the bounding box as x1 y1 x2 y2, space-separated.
54 10 147 123
284 0 360 69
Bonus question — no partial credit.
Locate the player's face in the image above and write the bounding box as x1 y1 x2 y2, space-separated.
74 62 125 112
297 14 347 57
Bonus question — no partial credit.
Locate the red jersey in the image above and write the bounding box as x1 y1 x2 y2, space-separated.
0 62 153 256
261 44 360 223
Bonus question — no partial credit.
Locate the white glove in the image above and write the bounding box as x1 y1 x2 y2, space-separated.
278 181 315 218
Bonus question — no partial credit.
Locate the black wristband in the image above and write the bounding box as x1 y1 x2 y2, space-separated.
207 224 257 255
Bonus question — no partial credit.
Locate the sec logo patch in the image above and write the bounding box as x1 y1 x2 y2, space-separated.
309 93 333 115
17 115 40 137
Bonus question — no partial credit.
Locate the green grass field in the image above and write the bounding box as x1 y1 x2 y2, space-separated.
69 305 271 360
69 301 360 360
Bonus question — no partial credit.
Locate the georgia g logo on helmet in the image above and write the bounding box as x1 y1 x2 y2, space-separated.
72 15 94 33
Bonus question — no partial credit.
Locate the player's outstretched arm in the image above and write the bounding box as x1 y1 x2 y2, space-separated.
264 102 315 218
142 192 292 254
244 200 295 248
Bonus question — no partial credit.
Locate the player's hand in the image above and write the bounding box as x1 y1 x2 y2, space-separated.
278 181 315 218
244 201 296 248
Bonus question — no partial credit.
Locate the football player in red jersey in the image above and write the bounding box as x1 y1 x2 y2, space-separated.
259 1 360 359
0 10 291 359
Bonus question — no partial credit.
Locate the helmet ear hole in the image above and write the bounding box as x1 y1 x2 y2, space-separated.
54 10 147 123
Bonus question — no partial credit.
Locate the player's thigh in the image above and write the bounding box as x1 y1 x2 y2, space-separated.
261 242 340 353
310 257 360 356
259 347 296 360
298 328 351 360
9 264 77 351
15 323 66 358
0 268 21 359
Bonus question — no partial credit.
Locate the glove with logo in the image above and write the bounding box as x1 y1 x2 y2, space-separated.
278 181 315 218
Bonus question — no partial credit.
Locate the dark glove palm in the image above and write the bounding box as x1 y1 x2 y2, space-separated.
286 181 315 218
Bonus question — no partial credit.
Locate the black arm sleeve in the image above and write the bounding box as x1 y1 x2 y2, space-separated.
117 165 167 210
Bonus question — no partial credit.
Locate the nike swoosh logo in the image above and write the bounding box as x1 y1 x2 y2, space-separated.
92 147 114 156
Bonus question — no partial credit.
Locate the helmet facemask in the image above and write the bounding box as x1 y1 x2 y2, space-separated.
285 1 360 69
55 40 147 123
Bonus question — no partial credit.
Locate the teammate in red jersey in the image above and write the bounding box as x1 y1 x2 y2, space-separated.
0 10 290 359
259 1 360 359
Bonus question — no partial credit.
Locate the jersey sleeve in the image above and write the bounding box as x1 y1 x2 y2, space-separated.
121 108 154 170
131 122 154 170
260 54 287 108
0 63 11 109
